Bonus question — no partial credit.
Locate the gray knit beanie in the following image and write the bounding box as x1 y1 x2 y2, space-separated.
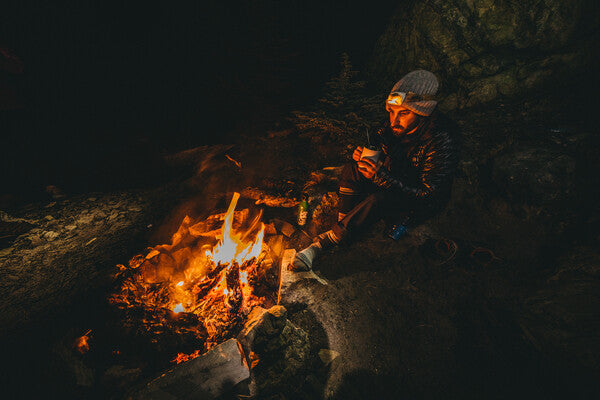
389 70 439 116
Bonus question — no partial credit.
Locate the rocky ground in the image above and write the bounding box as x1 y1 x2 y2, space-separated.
0 91 598 399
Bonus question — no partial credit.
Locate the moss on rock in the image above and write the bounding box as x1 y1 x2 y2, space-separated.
368 0 594 109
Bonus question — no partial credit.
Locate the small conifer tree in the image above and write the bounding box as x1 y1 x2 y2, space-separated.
291 53 384 146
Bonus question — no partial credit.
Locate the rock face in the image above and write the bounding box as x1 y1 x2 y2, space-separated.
519 246 600 382
369 0 596 108
492 146 576 209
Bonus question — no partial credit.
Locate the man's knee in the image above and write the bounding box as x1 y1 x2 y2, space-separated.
339 162 361 187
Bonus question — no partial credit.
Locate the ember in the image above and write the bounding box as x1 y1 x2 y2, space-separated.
74 329 92 354
109 193 276 359
172 349 201 364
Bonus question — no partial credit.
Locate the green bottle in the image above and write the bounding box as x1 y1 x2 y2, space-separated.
297 196 309 226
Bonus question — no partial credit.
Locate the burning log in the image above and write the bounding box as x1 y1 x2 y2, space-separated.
140 252 176 284
226 262 242 313
110 192 276 360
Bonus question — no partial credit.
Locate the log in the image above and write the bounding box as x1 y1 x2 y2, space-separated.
131 338 249 400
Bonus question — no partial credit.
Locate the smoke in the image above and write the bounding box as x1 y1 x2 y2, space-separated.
152 143 260 245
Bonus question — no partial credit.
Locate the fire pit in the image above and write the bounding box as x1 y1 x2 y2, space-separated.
108 192 279 364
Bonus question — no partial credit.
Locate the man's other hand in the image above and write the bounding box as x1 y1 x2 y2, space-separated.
352 146 364 162
357 158 378 179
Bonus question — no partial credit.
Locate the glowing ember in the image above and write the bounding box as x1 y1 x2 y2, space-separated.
172 349 201 364
74 330 92 354
109 192 276 360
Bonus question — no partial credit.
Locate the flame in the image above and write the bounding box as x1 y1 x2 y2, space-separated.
172 349 201 364
110 192 270 360
206 192 265 266
173 303 185 313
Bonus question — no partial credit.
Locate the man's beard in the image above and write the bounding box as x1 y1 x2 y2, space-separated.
391 118 421 137
391 125 406 136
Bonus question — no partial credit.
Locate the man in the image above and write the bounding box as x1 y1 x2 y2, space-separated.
291 70 459 271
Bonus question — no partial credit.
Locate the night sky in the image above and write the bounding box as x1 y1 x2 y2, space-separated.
1 1 396 196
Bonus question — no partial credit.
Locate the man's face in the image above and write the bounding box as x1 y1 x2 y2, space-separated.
387 105 419 136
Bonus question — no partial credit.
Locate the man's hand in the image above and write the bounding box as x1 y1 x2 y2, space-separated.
352 146 364 162
357 158 378 179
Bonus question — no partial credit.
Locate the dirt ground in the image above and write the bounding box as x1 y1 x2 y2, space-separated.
0 94 598 399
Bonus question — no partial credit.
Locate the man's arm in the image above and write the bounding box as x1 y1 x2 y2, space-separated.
371 130 458 200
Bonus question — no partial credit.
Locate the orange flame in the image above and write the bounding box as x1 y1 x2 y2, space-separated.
173 303 185 313
110 192 270 361
206 192 265 266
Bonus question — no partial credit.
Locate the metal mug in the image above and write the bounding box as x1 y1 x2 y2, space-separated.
360 147 382 163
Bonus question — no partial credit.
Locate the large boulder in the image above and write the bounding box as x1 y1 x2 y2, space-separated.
519 246 600 382
492 146 576 210
369 0 596 109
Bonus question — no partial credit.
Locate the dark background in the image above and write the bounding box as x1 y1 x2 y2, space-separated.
1 1 397 197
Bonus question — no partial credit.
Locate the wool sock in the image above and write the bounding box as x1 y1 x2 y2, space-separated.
290 242 322 271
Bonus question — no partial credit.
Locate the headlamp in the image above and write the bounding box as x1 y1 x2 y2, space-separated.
386 92 406 106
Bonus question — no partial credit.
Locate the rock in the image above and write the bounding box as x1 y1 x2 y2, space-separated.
237 306 310 397
492 146 576 209
76 213 94 225
92 210 107 220
131 338 249 400
43 231 59 241
27 233 44 247
279 249 328 299
102 365 142 390
318 349 340 365
237 306 289 360
519 246 600 376
369 0 594 108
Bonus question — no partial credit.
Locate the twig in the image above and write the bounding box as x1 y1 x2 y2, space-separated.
0 234 18 240
225 154 242 169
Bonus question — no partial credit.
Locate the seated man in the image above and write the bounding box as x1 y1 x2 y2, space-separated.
292 69 459 271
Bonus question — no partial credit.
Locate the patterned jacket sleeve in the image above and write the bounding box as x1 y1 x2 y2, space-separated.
371 130 458 200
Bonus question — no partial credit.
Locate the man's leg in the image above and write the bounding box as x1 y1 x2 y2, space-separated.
291 191 393 271
331 191 390 244
338 162 374 222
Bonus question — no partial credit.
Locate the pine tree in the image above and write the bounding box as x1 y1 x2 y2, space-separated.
291 53 384 146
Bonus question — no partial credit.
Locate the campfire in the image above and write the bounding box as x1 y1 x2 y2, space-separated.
109 193 277 362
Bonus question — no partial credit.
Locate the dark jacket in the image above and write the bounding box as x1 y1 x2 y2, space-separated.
371 112 460 208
